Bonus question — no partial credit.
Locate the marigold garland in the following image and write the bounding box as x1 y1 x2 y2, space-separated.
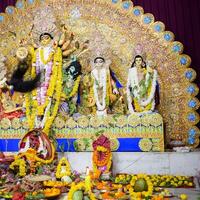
68 182 96 200
56 157 71 179
66 75 81 99
25 46 63 134
17 144 55 164
129 174 153 199
10 158 26 177
93 150 111 167
93 147 112 172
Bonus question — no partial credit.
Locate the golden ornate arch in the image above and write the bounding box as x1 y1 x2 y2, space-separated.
0 0 199 147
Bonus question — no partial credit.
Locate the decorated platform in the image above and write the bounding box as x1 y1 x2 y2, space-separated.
0 113 164 152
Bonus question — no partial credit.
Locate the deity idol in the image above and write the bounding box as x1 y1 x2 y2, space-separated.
25 31 63 133
60 60 82 115
89 56 121 116
126 55 159 113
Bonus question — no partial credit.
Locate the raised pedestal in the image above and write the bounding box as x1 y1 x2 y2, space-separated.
0 113 164 152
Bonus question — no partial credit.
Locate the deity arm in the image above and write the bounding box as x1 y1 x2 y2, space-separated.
110 75 118 95
109 69 124 96
126 71 134 114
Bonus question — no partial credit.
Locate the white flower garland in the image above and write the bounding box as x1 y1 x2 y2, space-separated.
36 46 53 104
92 68 107 112
127 67 157 113
33 46 54 128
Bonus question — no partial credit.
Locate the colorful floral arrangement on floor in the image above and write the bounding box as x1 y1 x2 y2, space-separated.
56 157 71 179
0 133 194 200
0 153 194 200
129 174 154 198
115 174 194 188
92 135 112 176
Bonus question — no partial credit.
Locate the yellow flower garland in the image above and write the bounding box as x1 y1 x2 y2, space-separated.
25 46 63 134
10 158 26 177
93 149 112 173
68 182 96 200
56 157 71 179
17 143 55 164
129 174 153 199
25 47 37 130
66 75 81 99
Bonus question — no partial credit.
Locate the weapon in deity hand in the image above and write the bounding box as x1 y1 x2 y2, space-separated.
6 62 41 93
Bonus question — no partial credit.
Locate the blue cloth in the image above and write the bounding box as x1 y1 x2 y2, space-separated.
110 70 123 88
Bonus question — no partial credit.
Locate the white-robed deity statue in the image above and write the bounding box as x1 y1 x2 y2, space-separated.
127 53 159 114
90 56 119 116
83 30 123 116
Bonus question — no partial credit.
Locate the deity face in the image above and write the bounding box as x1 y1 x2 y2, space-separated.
131 55 146 68
135 57 142 67
40 34 52 46
94 57 105 68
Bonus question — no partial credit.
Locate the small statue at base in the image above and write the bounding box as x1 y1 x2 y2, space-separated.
92 135 112 180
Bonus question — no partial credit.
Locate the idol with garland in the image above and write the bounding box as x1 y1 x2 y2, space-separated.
22 7 84 133
127 53 159 114
21 30 63 134
82 31 123 116
60 59 82 116
90 56 122 116
23 10 88 132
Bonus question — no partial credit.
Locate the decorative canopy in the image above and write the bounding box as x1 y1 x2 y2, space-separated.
0 0 199 147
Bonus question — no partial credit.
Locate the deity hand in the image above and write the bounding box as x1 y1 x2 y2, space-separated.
119 96 123 102
147 66 154 73
16 47 28 61
53 41 58 50
113 88 119 95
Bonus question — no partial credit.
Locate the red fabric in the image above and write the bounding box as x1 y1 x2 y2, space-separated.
0 110 24 120
93 135 111 150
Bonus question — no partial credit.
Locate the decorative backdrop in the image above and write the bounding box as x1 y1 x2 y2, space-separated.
1 1 199 130
0 0 199 151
